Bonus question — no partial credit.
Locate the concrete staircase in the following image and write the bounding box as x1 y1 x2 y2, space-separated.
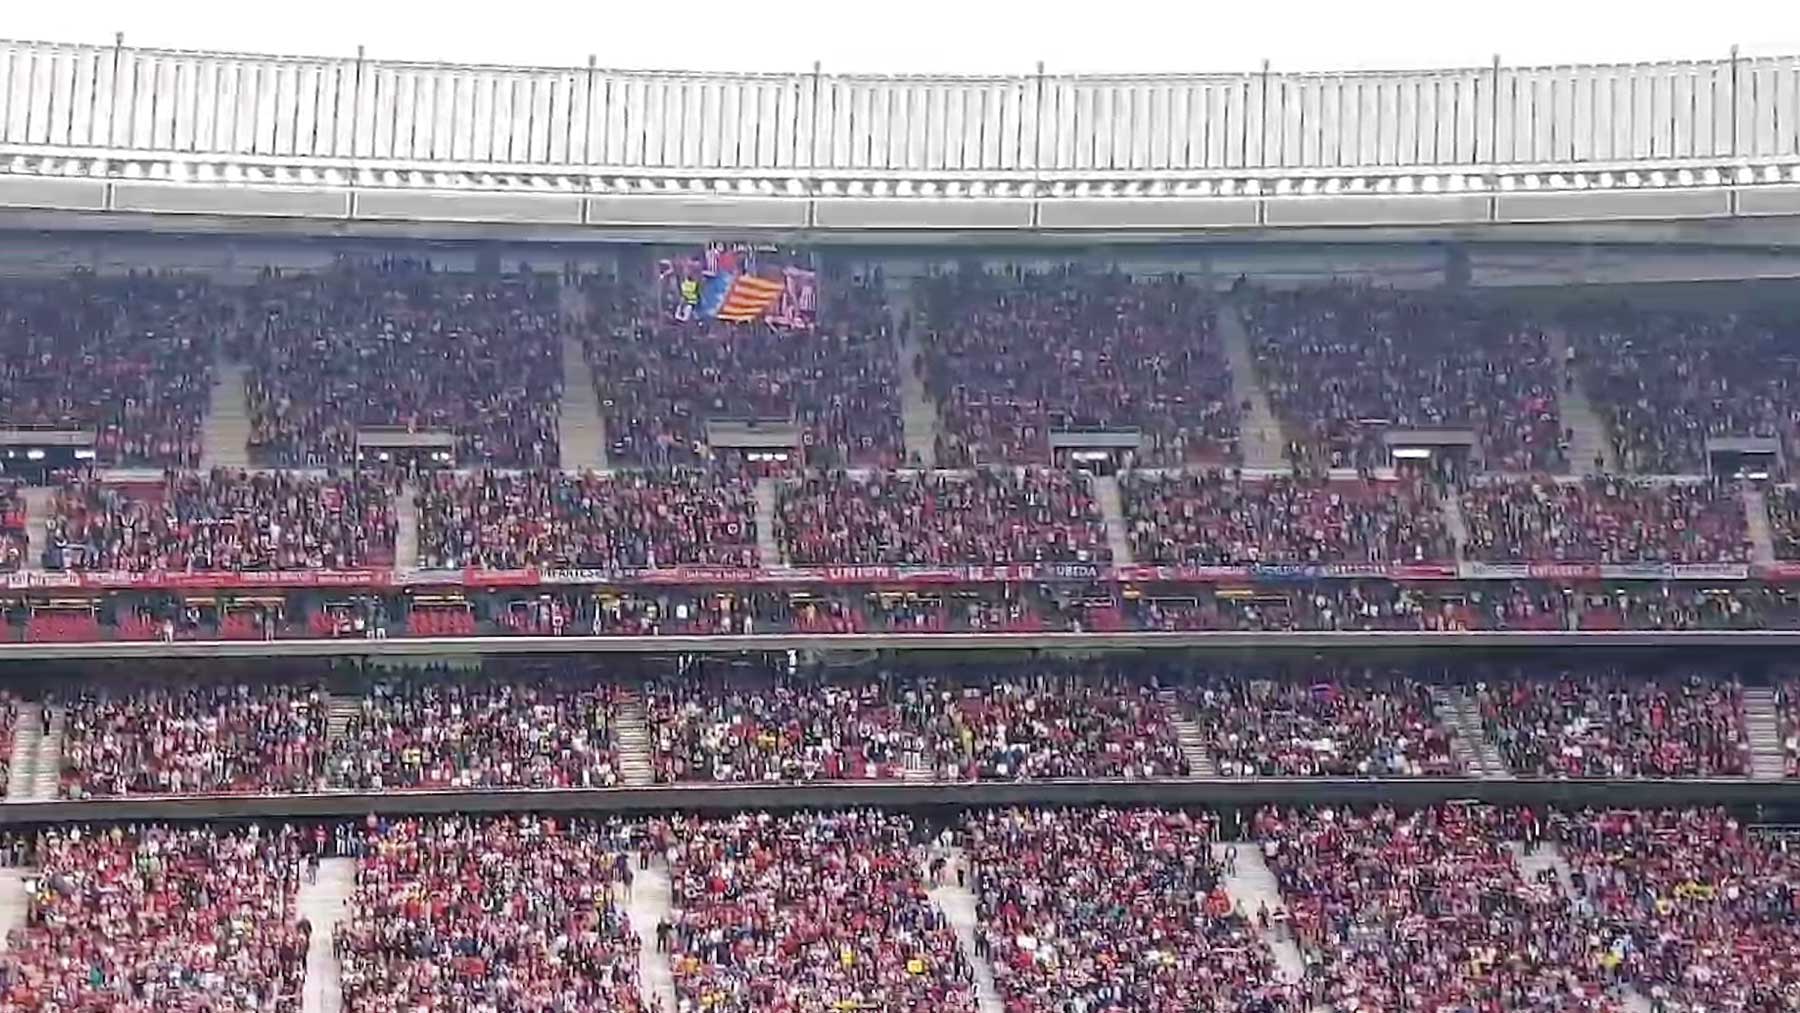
1745 687 1788 781
924 847 1004 1013
299 857 354 1013
202 360 253 469
614 695 655 787
1092 475 1134 564
23 707 62 801
22 487 52 569
559 334 608 472
394 484 419 570
1440 489 1470 561
1431 687 1510 779
624 853 678 1012
1507 840 1578 898
1547 327 1616 475
753 477 782 566
325 695 358 747
1212 842 1306 983
1216 303 1287 471
1168 705 1218 776
1744 486 1777 565
4 714 40 803
895 285 939 468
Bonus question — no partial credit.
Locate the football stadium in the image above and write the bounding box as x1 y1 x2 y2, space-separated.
0 34 1794 1012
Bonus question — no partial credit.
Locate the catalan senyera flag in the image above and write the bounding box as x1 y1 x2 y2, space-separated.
713 274 786 323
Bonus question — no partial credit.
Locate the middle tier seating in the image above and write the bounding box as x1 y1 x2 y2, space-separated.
1460 477 1750 564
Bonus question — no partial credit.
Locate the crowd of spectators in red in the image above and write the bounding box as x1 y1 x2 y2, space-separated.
416 469 758 570
60 680 330 797
920 669 1188 780
1121 472 1453 565
1554 807 1800 1011
1460 477 1751 564
1571 306 1800 474
44 470 397 572
920 268 1239 467
242 261 562 467
0 273 220 467
1257 805 1620 1012
585 272 903 468
1245 283 1565 472
661 810 974 1013
777 469 1111 565
338 814 649 1013
1192 672 1460 777
647 670 925 783
1476 672 1749 777
969 807 1299 1012
326 675 625 790
0 824 311 1011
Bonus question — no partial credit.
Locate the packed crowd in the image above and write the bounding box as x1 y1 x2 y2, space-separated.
326 675 625 790
0 824 311 1011
1459 477 1751 564
1554 807 1800 1011
44 470 398 572
1767 486 1800 560
1192 673 1461 777
1784 681 1800 778
968 807 1299 1012
585 272 904 468
1257 805 1619 1012
919 268 1239 467
777 469 1111 565
920 669 1188 780
59 680 330 797
661 810 974 1013
1571 306 1800 474
1476 672 1749 777
338 815 649 1013
647 670 925 783
1245 284 1565 471
416 469 758 570
241 261 562 467
1121 472 1453 565
0 482 25 573
0 273 221 467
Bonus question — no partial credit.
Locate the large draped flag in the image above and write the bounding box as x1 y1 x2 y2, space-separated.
714 274 787 322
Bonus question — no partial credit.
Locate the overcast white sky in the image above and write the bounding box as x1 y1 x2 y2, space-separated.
8 0 1800 74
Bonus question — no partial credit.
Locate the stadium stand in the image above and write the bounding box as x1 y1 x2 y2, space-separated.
776 468 1111 565
1191 672 1461 776
0 482 26 573
43 470 397 572
0 274 219 468
337 815 648 1013
968 807 1300 1012
1475 671 1749 777
661 810 975 1012
415 469 758 569
1767 486 1800 560
0 824 311 1011
1120 472 1453 564
1459 477 1750 563
1244 284 1565 472
918 268 1238 467
241 261 562 467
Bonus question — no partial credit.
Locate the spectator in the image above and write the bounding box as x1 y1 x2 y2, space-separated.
1192 672 1461 776
1767 486 1800 560
0 482 27 573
